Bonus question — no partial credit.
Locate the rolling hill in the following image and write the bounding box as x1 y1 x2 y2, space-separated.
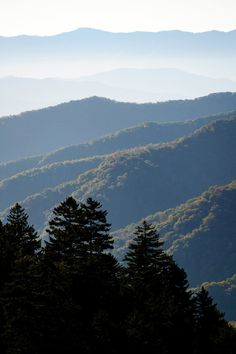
0 116 235 234
113 180 236 285
113 181 236 320
1 92 236 162
0 111 227 180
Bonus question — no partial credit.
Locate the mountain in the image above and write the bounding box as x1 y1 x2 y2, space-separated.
1 116 235 234
1 29 236 78
0 112 226 211
82 68 236 100
1 70 236 117
68 117 236 229
114 180 236 285
2 29 236 58
113 180 236 320
0 157 103 212
1 92 236 162
38 112 228 166
0 76 159 117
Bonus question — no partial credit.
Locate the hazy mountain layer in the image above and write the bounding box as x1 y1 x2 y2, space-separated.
1 93 236 162
0 111 226 180
0 157 103 212
1 29 236 78
1 116 234 234
1 69 236 117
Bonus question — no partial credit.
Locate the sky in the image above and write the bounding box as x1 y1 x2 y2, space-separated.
0 0 235 36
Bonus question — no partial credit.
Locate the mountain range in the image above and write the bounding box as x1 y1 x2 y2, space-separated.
1 29 236 79
0 92 235 320
1 69 236 117
1 92 236 162
0 112 235 232
113 180 236 320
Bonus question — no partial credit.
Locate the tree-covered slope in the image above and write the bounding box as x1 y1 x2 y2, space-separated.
39 112 229 165
1 93 236 162
0 111 226 180
0 156 103 211
114 180 236 285
69 117 236 229
2 117 235 234
113 181 236 320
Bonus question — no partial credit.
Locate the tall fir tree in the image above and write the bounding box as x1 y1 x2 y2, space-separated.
45 196 83 263
79 198 113 256
123 221 195 353
43 197 120 353
5 203 40 258
194 286 233 354
0 204 41 354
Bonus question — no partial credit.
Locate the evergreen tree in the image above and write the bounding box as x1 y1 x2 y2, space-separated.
194 286 232 354
0 205 41 354
5 203 40 258
123 221 195 353
124 221 170 293
79 198 113 256
43 197 120 353
45 196 82 263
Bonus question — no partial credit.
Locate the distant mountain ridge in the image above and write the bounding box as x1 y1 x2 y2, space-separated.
1 28 236 58
1 28 236 79
1 70 236 117
1 92 236 162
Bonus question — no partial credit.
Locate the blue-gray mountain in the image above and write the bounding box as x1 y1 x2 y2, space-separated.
1 29 236 79
0 115 235 234
1 70 236 117
1 93 236 162
1 29 236 58
113 180 236 320
0 112 228 212
0 108 235 320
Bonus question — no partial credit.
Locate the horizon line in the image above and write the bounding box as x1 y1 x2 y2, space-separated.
1 27 236 39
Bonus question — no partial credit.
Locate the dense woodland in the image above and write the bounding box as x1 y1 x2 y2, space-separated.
0 198 235 353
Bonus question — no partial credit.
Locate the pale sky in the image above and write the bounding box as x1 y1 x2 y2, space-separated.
0 0 235 36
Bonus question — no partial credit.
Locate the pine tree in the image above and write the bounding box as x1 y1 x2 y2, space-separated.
5 203 40 258
124 221 169 288
123 221 173 353
45 196 83 263
43 197 119 353
123 221 196 353
0 204 41 354
194 286 231 354
79 198 113 256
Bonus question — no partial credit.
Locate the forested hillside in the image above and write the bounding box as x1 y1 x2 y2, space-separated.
1 117 235 233
1 92 236 161
0 111 227 179
114 180 236 283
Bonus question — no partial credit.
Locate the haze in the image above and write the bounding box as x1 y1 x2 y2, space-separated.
0 0 236 36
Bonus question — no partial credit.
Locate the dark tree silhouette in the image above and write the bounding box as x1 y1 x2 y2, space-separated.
0 202 234 354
